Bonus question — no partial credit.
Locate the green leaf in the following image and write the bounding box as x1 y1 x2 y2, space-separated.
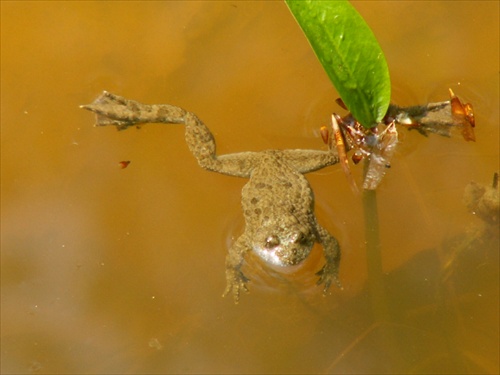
286 0 391 128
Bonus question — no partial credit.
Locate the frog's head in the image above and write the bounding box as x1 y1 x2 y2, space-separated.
252 224 315 267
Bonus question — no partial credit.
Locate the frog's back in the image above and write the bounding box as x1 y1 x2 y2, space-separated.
241 150 314 228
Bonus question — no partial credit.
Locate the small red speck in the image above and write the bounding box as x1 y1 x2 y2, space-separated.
119 161 131 169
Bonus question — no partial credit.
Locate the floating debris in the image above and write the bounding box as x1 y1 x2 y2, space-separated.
119 161 131 169
326 89 476 190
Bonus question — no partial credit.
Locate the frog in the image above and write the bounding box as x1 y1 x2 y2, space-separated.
463 172 499 227
81 91 342 303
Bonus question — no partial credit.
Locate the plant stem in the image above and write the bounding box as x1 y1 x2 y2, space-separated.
362 160 406 370
362 162 390 323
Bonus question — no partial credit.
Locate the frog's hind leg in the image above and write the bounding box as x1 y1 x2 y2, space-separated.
281 149 339 174
183 112 258 177
81 91 258 177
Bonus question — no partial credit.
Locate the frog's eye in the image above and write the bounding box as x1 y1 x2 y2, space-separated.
264 235 280 249
292 232 305 244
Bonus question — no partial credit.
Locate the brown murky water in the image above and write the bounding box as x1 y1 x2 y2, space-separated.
1 1 498 374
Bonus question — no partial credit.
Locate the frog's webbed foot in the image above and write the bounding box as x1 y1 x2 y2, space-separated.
222 268 250 304
316 263 342 294
315 225 342 294
80 91 186 131
223 234 251 304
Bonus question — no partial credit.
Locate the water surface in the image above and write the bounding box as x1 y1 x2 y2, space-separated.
1 1 498 373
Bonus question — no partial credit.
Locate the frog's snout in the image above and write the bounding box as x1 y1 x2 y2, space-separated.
252 230 314 267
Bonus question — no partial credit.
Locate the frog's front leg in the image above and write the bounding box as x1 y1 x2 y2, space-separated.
223 233 251 303
315 225 342 293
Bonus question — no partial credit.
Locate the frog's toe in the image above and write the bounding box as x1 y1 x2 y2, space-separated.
223 282 249 304
223 271 250 303
316 264 341 294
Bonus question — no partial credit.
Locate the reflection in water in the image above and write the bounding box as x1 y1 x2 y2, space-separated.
1 1 498 374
